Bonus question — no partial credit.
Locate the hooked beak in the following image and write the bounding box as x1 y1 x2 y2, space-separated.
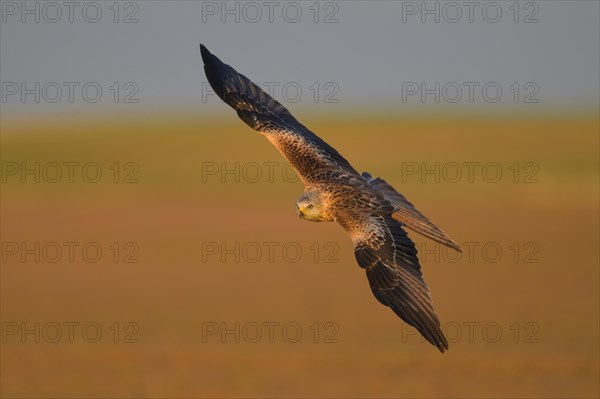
296 205 304 219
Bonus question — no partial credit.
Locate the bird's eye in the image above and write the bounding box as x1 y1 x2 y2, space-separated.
307 204 314 210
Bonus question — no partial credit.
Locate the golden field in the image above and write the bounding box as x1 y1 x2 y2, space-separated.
1 111 598 398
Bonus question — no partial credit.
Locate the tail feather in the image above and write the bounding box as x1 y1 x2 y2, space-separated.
363 172 462 253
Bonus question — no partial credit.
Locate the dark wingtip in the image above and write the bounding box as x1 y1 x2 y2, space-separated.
437 340 449 353
199 44 211 64
199 44 227 79
453 242 463 253
199 44 228 97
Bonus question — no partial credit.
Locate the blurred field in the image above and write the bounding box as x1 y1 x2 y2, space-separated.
1 111 598 398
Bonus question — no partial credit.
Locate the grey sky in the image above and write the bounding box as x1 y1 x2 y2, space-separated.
1 1 598 118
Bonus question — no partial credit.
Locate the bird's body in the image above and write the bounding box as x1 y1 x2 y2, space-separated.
200 44 461 353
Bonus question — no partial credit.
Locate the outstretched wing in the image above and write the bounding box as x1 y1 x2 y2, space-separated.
200 44 361 185
363 173 462 252
338 211 449 353
202 45 449 352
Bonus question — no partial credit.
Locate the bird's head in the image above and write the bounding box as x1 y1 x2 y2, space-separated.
296 190 333 222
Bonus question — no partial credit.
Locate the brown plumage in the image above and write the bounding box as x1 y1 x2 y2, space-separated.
200 44 461 353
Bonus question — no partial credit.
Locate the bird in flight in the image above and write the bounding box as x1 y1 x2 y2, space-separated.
200 44 461 353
